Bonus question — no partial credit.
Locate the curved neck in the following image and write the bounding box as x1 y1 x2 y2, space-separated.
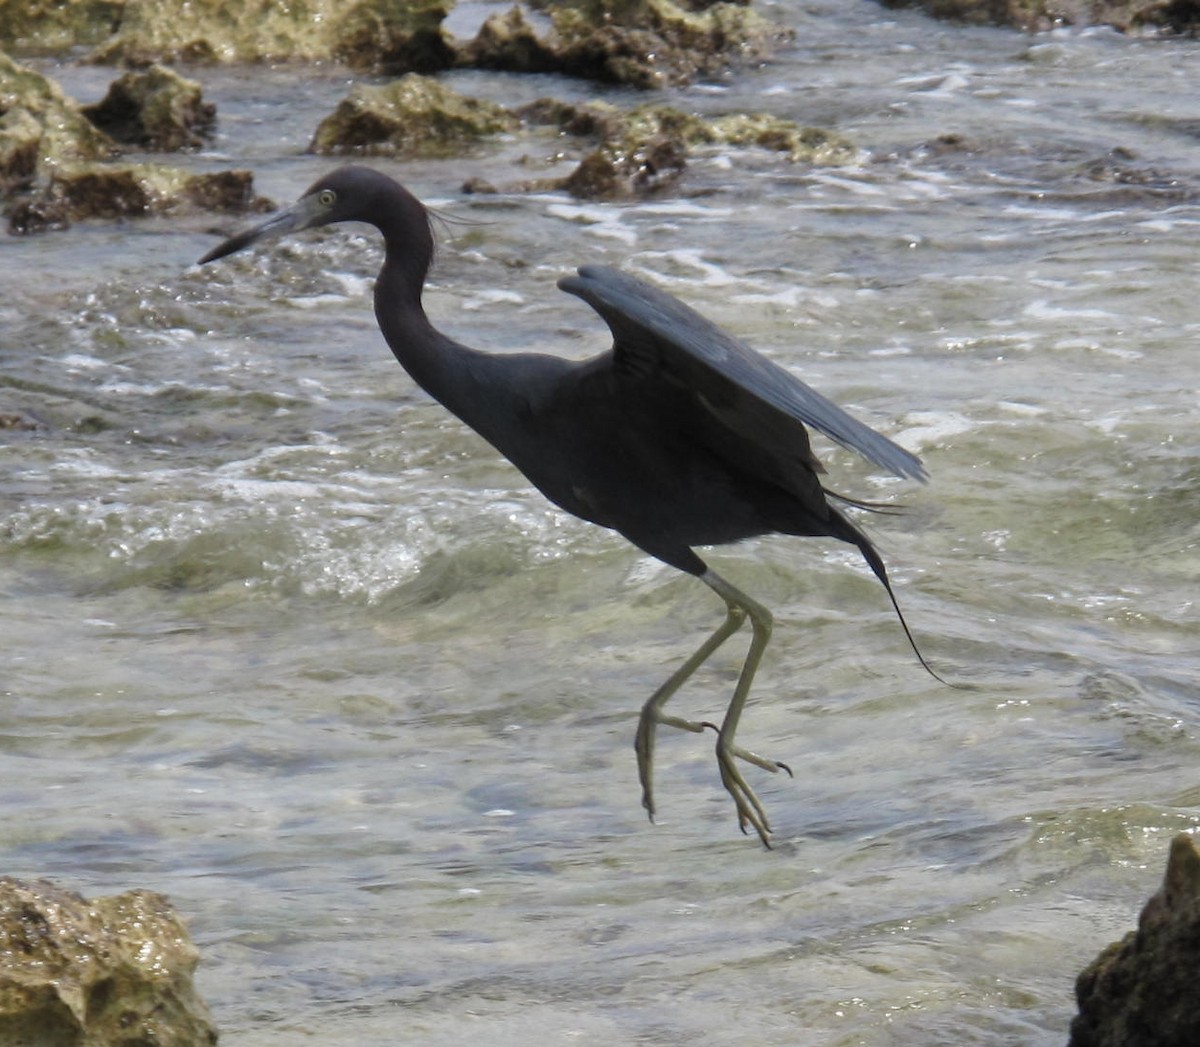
372 254 509 437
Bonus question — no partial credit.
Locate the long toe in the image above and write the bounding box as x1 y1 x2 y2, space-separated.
716 746 773 847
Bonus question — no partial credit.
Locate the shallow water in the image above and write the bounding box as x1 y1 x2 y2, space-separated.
3 2 1200 1043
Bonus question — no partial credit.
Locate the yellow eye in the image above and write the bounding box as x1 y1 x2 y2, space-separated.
318 189 336 207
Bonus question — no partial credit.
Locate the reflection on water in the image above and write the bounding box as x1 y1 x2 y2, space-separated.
3 4 1199 1044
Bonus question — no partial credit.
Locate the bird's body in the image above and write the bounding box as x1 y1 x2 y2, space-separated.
200 165 935 846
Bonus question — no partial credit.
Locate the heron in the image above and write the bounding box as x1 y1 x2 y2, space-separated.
199 165 939 847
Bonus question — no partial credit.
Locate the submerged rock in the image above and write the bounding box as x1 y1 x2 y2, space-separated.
0 877 218 1046
873 0 1200 33
309 74 517 157
519 99 855 198
82 64 215 151
1069 833 1200 1047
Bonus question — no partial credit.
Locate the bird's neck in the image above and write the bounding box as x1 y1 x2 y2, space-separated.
372 255 500 428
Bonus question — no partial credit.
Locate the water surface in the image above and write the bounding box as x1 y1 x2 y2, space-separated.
3 3 1199 1044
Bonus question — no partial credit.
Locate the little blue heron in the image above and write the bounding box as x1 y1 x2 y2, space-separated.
200 165 938 847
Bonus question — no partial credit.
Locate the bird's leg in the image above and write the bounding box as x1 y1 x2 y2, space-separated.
702 570 788 848
635 568 792 845
636 600 745 823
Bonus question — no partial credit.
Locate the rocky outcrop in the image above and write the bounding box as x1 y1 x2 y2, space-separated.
85 0 456 70
516 99 855 198
308 74 518 156
0 878 218 1047
1069 833 1200 1047
874 0 1200 33
464 0 792 89
0 50 117 197
81 64 215 150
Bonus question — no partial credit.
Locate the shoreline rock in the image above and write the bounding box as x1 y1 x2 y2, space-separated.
873 0 1200 33
0 877 218 1047
309 74 518 157
1069 833 1200 1047
81 63 216 151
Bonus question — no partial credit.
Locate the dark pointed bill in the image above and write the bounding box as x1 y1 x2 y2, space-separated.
198 196 317 265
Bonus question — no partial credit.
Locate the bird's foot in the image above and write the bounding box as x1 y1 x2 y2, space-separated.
635 709 708 822
700 722 793 778
714 737 776 848
708 725 791 849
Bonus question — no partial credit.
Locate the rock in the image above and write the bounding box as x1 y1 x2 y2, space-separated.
561 133 689 198
0 0 122 52
465 0 792 89
1069 833 1200 1047
873 1 1200 33
51 163 271 217
517 99 855 198
0 411 44 430
0 877 218 1047
4 0 784 84
463 5 562 74
0 50 117 196
8 163 272 234
309 74 518 157
701 112 857 164
88 0 455 70
2 53 270 232
82 64 215 151
334 0 456 73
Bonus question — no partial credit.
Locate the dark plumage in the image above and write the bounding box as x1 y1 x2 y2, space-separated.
200 165 937 846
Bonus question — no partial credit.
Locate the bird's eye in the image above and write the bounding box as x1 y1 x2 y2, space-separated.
318 189 336 207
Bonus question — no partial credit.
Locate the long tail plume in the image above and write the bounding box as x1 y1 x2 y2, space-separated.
832 509 960 689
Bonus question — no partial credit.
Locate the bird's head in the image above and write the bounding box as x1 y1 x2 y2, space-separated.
198 166 402 265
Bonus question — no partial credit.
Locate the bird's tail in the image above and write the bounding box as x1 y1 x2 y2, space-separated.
827 507 953 688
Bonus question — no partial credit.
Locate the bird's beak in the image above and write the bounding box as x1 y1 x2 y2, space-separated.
198 192 325 265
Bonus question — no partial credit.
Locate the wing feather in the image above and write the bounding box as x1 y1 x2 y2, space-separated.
557 264 926 482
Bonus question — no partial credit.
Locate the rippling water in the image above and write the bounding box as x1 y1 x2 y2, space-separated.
4 3 1200 1043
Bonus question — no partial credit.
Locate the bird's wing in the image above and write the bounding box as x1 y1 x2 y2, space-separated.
557 265 926 482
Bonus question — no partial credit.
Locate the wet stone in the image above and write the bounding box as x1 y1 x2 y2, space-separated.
0 877 218 1047
1069 834 1200 1047
873 0 1200 33
464 0 791 88
81 64 216 151
0 50 117 196
309 74 518 157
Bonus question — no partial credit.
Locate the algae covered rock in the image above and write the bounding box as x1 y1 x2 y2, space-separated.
49 163 269 218
463 5 562 73
309 73 518 156
467 0 791 88
0 51 117 194
0 877 218 1047
518 98 855 198
90 0 455 69
9 162 271 233
82 64 215 151
0 0 123 53
873 0 1200 33
1069 833 1200 1047
334 0 456 73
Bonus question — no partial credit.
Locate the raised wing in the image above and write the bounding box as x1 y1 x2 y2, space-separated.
557 265 927 482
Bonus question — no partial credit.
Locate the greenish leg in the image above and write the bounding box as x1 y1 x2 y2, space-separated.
635 568 792 847
704 570 784 847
